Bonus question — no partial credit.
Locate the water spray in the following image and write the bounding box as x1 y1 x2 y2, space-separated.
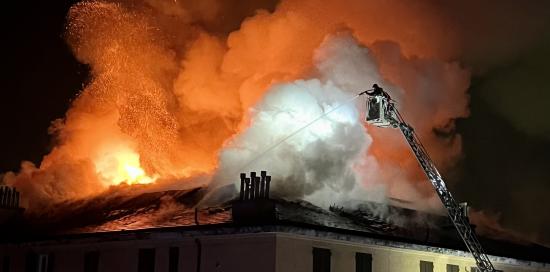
197 92 363 207
237 93 362 172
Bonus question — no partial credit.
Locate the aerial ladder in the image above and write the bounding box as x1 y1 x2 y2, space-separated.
359 85 496 272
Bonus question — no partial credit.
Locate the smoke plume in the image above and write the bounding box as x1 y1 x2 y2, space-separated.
213 33 469 210
4 0 550 244
2 0 470 212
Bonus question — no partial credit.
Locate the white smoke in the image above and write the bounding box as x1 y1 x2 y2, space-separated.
213 33 399 207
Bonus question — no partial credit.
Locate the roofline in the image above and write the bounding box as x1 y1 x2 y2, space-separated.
3 220 549 266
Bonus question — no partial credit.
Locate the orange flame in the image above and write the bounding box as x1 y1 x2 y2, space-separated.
3 0 471 211
94 146 157 186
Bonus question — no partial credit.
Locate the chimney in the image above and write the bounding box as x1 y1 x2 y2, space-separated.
250 172 257 199
233 171 276 224
0 187 4 207
259 171 266 198
265 175 271 199
244 177 251 200
239 173 246 201
0 186 20 209
238 171 272 201
15 191 20 208
254 175 261 199
6 187 12 208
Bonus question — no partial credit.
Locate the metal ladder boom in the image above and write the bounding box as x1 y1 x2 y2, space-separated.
391 106 495 272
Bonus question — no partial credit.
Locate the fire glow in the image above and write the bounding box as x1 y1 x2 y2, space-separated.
94 146 156 186
3 0 471 212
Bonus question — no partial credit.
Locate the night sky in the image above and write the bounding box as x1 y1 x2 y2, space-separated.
2 1 550 244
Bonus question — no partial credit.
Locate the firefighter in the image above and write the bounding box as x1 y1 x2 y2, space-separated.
369 84 384 96
360 84 390 100
371 84 391 99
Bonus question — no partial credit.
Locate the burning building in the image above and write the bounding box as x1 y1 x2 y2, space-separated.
3 0 550 271
0 175 549 272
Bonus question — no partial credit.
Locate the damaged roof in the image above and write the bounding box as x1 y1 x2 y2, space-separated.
1 187 549 265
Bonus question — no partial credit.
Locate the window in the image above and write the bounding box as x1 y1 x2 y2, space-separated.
355 253 372 272
168 247 179 272
25 252 37 272
312 247 331 272
38 255 48 272
138 248 156 272
447 264 459 272
83 251 99 272
420 261 433 272
2 256 10 272
31 254 54 272
38 254 54 272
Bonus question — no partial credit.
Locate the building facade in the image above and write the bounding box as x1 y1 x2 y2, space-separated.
1 224 549 272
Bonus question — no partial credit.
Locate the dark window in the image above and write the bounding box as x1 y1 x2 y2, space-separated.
312 247 331 272
24 254 53 272
355 253 372 272
447 264 459 272
24 253 54 272
420 261 433 272
83 251 99 272
2 256 10 272
38 254 54 272
138 248 156 272
25 252 37 272
168 247 179 272
38 255 47 272
47 254 55 272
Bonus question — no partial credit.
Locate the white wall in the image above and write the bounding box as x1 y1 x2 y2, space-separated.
275 233 550 272
0 231 548 272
